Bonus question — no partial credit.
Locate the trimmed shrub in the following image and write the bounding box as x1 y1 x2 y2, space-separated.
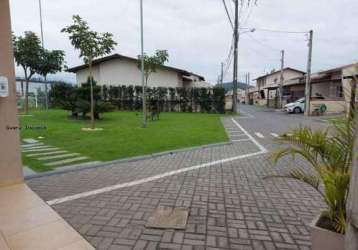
50 78 115 119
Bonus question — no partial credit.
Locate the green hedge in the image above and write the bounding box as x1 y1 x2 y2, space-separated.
50 82 225 114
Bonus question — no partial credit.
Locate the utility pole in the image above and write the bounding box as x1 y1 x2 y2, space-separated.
279 50 285 108
38 0 44 47
220 62 224 86
304 30 313 116
140 0 146 128
346 74 358 250
244 73 247 104
246 72 250 104
38 0 49 110
232 0 239 114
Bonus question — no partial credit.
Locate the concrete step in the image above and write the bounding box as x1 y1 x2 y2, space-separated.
26 150 68 157
22 145 53 150
22 143 44 148
22 147 59 153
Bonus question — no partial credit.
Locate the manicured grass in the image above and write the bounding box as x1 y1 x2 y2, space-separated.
20 110 228 172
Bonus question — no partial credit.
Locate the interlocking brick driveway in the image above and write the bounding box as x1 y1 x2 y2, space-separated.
27 105 328 250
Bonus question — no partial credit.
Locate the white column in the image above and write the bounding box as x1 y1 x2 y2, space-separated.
0 0 24 187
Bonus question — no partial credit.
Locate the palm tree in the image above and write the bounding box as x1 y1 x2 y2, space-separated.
270 110 355 234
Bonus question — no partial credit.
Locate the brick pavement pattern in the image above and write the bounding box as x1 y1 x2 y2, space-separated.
27 106 328 249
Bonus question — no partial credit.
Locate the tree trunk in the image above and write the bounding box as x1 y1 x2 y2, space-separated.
44 76 48 110
89 57 95 129
24 72 29 114
20 80 24 96
143 75 149 125
346 76 358 250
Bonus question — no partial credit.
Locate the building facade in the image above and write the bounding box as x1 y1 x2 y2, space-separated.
250 63 357 114
251 68 306 107
68 54 207 89
308 64 357 114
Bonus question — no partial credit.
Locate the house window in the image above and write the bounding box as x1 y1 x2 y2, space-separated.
336 85 343 98
260 90 265 99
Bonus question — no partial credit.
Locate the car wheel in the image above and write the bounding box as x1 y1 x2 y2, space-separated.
294 107 302 114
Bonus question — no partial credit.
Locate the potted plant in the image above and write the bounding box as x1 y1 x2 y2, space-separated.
269 111 355 250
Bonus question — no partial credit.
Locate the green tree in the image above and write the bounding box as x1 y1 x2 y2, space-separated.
61 15 117 129
138 50 169 85
13 31 42 114
37 49 66 109
137 50 169 126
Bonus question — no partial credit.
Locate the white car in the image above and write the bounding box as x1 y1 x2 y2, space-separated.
284 98 305 113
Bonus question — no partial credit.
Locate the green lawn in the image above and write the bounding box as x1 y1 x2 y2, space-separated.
20 110 228 172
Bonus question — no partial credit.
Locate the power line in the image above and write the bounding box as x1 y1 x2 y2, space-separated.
247 33 281 51
248 27 308 34
224 53 233 77
218 34 234 80
224 36 234 63
244 45 280 63
238 2 244 23
222 35 235 79
241 4 254 26
222 0 234 30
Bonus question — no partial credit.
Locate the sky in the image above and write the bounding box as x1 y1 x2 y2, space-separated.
10 0 358 85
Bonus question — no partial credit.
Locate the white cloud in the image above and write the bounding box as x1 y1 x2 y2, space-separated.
10 0 358 84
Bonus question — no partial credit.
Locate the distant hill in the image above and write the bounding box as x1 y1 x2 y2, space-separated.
216 82 254 93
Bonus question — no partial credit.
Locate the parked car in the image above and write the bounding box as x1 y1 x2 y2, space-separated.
284 98 305 113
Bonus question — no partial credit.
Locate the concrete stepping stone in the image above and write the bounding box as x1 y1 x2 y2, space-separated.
44 157 89 167
23 138 39 144
22 143 44 148
26 150 68 157
38 153 81 161
22 145 53 151
22 147 59 153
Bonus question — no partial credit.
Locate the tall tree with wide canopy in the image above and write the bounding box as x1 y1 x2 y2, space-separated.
62 15 117 129
37 49 65 109
13 31 42 114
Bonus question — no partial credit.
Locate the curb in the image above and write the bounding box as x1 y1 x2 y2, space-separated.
25 141 232 180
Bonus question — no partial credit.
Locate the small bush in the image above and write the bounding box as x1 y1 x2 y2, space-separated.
50 78 116 119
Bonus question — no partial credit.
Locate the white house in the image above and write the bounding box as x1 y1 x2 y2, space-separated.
252 68 306 106
67 54 208 88
285 63 358 114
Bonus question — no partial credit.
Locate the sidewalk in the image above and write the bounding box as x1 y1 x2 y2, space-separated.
27 114 325 249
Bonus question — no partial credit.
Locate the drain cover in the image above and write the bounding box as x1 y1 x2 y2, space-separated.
146 206 189 229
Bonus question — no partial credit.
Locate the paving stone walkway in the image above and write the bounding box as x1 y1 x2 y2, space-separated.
27 106 327 250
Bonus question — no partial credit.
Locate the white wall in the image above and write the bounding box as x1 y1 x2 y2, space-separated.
265 70 304 87
257 69 304 89
76 58 182 88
